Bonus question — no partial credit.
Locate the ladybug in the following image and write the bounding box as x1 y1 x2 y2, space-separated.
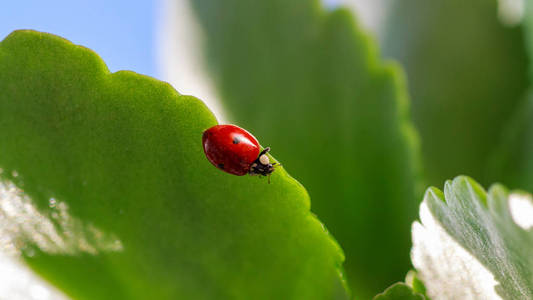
202 124 277 177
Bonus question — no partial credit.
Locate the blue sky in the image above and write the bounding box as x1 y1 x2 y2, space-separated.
0 0 158 78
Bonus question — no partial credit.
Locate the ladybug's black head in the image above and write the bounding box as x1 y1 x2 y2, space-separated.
249 147 276 176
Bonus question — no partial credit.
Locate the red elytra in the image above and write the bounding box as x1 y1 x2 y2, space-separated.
202 124 275 176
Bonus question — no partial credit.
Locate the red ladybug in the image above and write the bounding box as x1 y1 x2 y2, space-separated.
202 124 276 177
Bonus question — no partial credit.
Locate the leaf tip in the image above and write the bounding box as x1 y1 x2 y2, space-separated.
373 282 425 300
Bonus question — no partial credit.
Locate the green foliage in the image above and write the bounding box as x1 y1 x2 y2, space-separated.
404 270 427 297
373 283 425 300
489 3 533 192
489 92 533 192
189 0 421 298
424 176 533 299
524 1 533 72
383 0 529 187
5 0 533 298
0 30 348 300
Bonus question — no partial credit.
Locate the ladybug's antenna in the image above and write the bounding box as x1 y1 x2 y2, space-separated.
259 147 270 156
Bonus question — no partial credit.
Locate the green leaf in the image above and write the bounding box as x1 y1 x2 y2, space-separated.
188 1 421 298
404 270 427 297
373 283 425 300
372 271 428 300
488 2 533 193
416 176 533 299
0 30 348 299
488 92 533 192
524 1 533 74
383 0 529 187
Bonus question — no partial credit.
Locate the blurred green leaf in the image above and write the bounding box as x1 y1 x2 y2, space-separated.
373 282 425 300
0 30 349 300
524 1 533 70
488 2 533 192
383 0 529 187
423 176 533 299
189 1 421 298
488 92 533 192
